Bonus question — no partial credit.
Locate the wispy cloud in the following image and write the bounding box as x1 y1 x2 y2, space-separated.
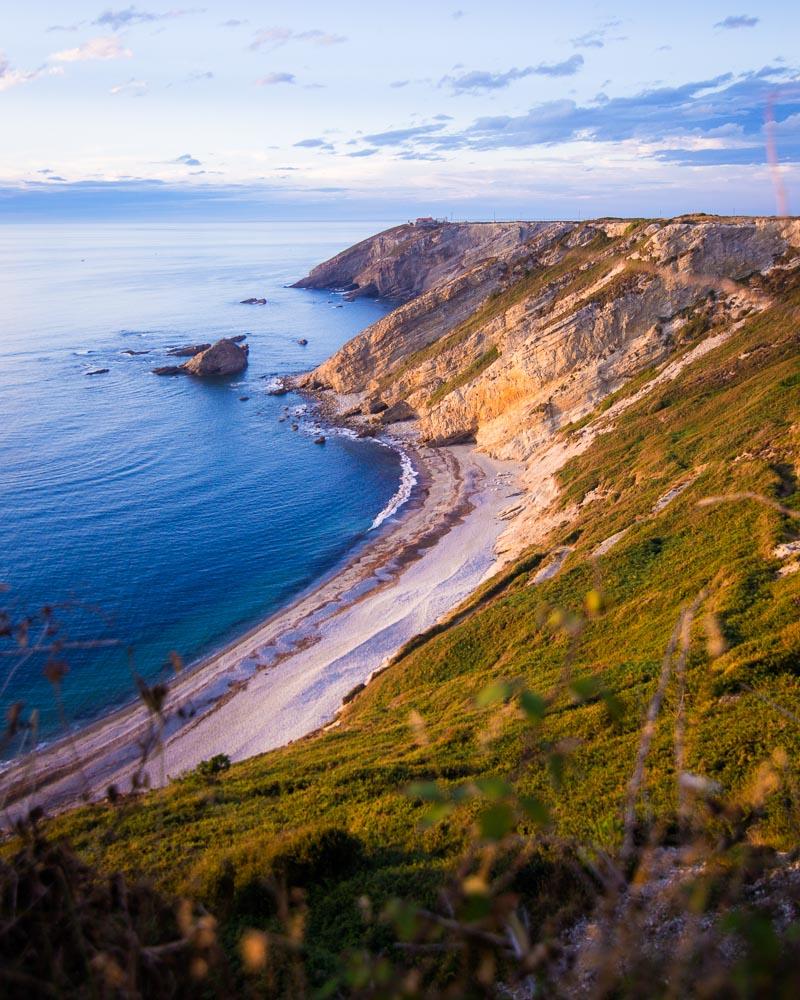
715 14 759 30
46 23 85 33
0 53 64 91
110 76 147 95
443 66 536 93
398 65 799 163
571 20 625 49
361 123 446 146
442 55 584 93
220 18 246 27
93 7 205 31
256 72 295 85
294 137 334 150
532 54 585 77
249 27 347 51
52 36 132 62
173 152 201 166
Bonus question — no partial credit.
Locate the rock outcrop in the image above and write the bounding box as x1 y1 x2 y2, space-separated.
292 220 546 301
183 338 249 377
296 216 800 462
167 343 211 357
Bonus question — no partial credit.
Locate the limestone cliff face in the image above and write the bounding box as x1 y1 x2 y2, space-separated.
292 220 546 301
296 217 800 464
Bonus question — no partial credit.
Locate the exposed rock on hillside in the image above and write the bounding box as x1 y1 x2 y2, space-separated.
183 338 249 377
297 217 800 462
295 216 800 561
292 220 546 301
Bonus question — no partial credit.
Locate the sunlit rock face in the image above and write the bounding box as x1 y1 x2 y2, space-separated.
297 217 800 461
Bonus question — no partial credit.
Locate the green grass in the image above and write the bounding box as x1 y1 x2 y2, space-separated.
427 346 500 407
47 283 800 982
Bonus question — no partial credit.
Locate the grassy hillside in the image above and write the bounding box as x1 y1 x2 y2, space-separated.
47 274 800 988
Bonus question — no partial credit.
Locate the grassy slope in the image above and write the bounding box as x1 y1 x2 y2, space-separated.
53 281 800 973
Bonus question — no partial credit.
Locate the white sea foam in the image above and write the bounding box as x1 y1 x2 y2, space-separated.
370 443 417 530
294 415 418 530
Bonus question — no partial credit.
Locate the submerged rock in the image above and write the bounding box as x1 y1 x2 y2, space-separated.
121 349 150 356
297 338 308 346
240 297 267 305
183 338 249 377
152 365 185 376
314 435 326 445
85 368 109 376
239 396 250 401
166 343 211 357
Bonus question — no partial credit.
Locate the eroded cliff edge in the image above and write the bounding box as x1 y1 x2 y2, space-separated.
295 215 800 558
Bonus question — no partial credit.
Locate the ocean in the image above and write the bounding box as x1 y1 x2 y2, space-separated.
0 220 403 744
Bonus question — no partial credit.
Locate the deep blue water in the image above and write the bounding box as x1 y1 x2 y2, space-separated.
0 221 400 740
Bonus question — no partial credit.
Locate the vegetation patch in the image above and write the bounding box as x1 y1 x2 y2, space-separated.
427 346 500 407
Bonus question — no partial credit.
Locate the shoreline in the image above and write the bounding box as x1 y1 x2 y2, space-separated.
1 411 521 821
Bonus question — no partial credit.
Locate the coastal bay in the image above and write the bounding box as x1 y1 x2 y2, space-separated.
1 434 520 815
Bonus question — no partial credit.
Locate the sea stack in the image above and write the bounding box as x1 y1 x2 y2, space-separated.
182 337 249 377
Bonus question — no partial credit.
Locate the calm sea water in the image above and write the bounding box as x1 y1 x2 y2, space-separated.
0 221 401 741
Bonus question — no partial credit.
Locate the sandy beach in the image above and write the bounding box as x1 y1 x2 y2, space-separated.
1 432 521 821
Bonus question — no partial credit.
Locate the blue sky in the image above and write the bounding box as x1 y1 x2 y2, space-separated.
1 2 799 219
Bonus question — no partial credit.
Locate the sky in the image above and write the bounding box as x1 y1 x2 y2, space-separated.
1 1 799 220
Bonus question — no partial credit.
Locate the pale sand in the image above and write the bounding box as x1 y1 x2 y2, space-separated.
1 441 520 820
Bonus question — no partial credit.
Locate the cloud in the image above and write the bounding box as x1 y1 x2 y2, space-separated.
532 54 585 77
452 9 465 18
361 123 446 146
442 55 584 93
110 76 147 95
293 137 334 150
715 14 759 30
52 36 132 62
256 72 295 85
370 64 800 167
0 53 64 91
347 148 378 157
443 66 536 93
249 27 347 51
93 7 205 31
47 23 85 32
173 153 201 166
397 151 444 161
221 18 246 27
571 19 624 49
390 80 409 88
187 70 213 81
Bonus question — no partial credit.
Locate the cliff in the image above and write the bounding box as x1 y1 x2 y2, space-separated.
44 214 800 994
291 220 546 301
295 215 800 561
